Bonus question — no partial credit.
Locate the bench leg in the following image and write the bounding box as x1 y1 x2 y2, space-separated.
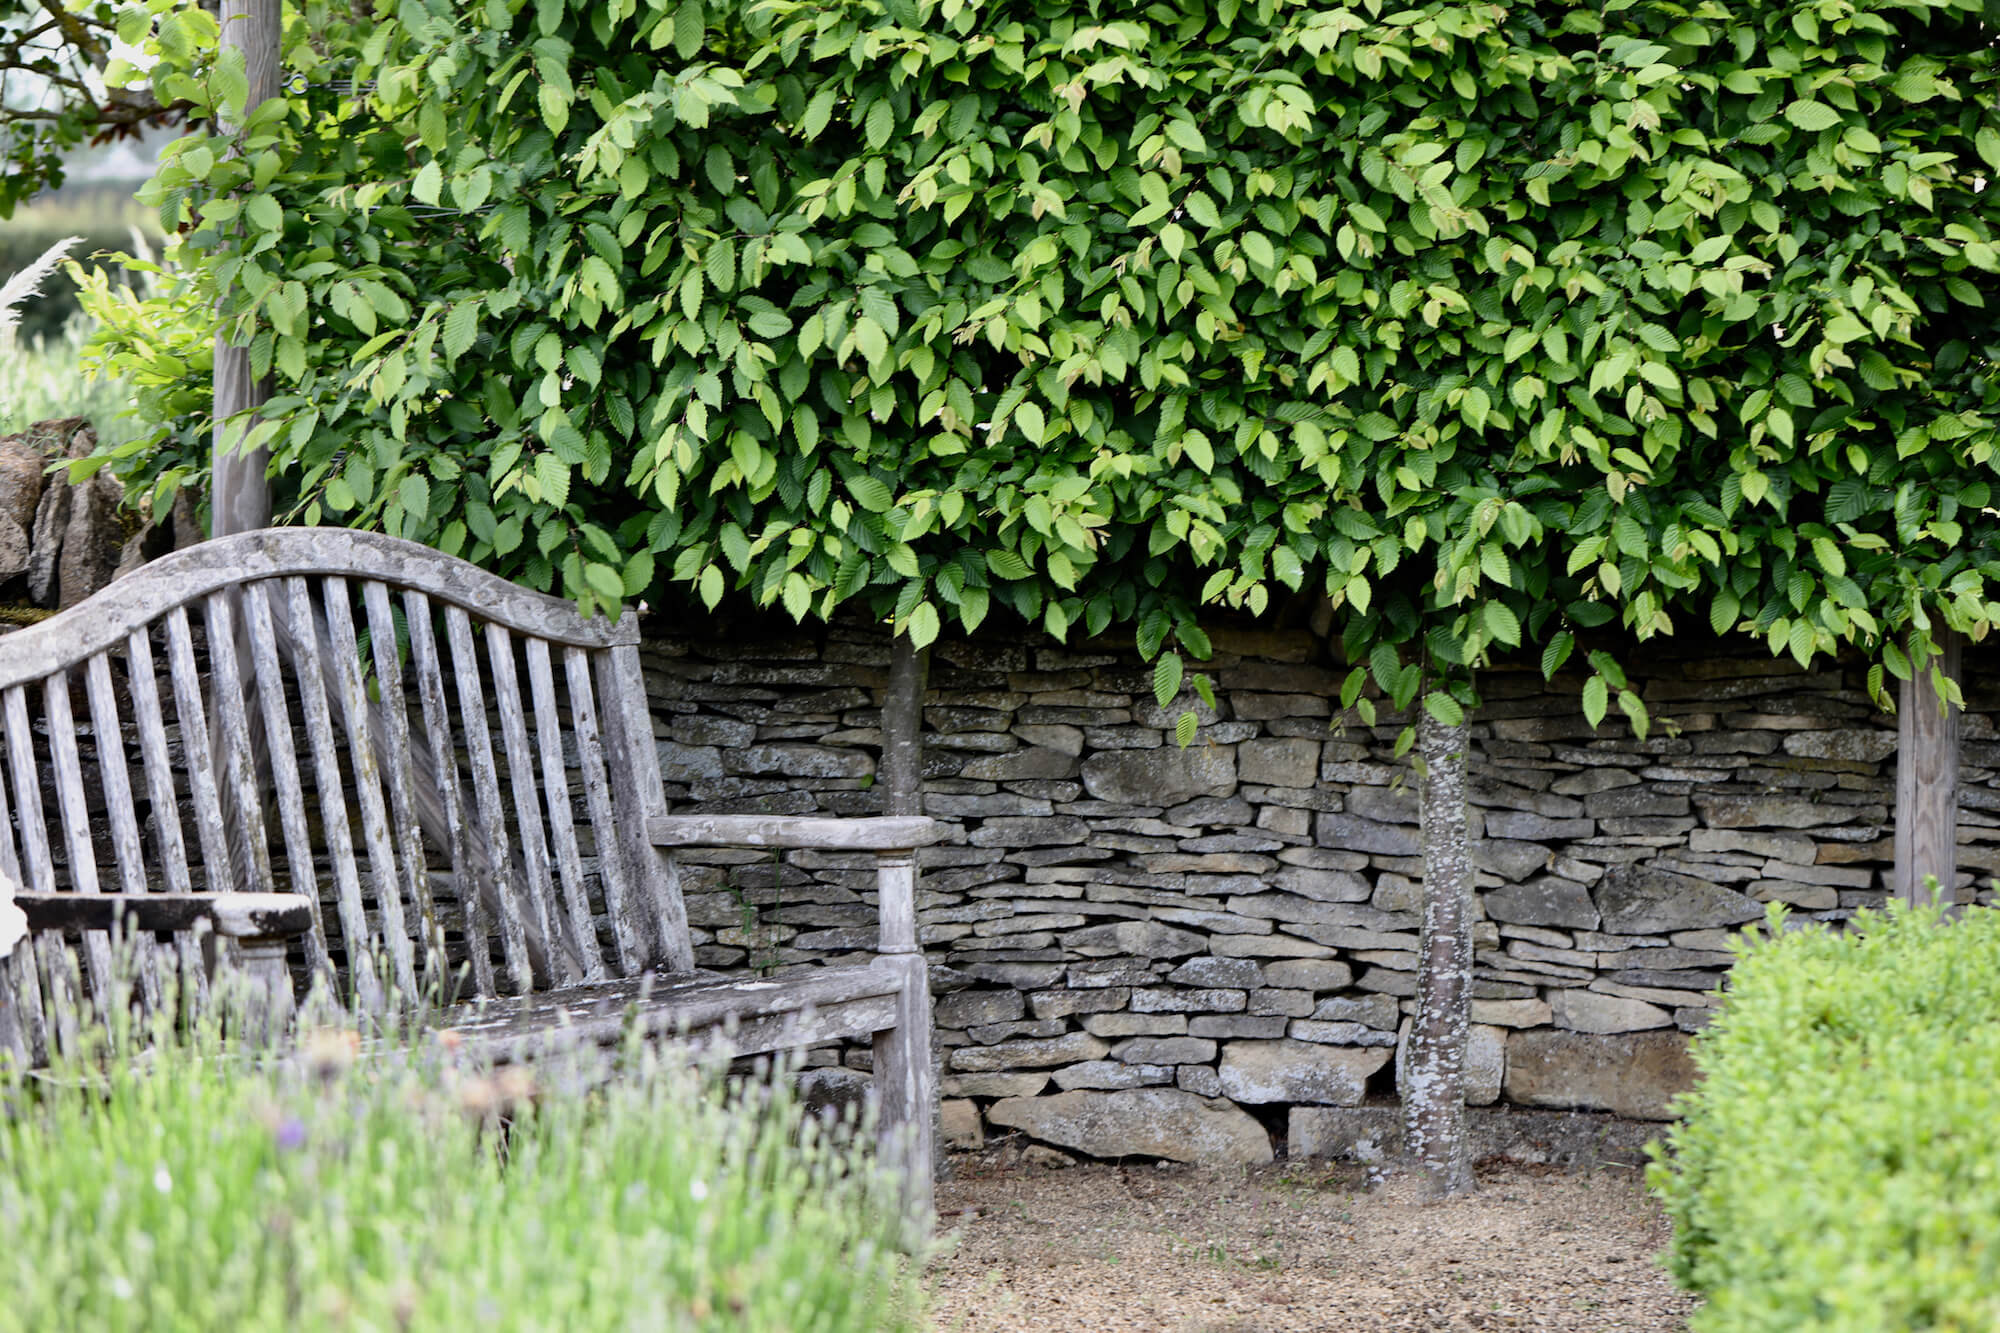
0 943 38 1071
871 951 935 1247
232 936 296 1043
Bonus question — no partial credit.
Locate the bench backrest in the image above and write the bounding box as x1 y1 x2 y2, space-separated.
0 529 690 1012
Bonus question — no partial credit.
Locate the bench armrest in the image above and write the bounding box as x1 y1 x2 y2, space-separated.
648 815 944 852
13 892 314 940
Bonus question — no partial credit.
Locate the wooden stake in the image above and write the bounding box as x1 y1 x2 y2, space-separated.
211 0 282 537
1893 628 1961 908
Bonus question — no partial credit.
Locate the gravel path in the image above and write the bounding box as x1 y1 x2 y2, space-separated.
930 1154 1697 1332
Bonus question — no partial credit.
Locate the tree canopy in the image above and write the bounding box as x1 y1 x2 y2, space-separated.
1 0 184 216
86 0 2000 721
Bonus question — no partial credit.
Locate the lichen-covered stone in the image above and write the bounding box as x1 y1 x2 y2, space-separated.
1080 746 1238 805
1064 920 1207 958
950 1032 1109 1072
1550 988 1673 1034
986 1089 1273 1163
1503 1029 1695 1120
1485 876 1600 930
1217 1039 1391 1105
1594 865 1763 934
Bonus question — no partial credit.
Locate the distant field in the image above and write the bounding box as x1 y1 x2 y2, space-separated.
2 183 162 343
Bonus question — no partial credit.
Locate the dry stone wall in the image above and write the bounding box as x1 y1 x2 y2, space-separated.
643 610 1998 1163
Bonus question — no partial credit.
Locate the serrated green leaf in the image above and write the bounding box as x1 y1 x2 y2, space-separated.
1153 652 1184 709
1542 631 1575 679
1423 691 1464 726
1582 675 1609 727
1174 711 1197 748
848 475 894 512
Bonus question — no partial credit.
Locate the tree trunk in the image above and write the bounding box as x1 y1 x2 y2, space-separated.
878 632 935 1189
880 636 929 817
1405 704 1475 1197
1894 627 1961 909
210 0 282 538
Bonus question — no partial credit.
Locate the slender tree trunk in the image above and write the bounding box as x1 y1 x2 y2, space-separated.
211 0 282 537
880 636 929 817
1405 703 1475 1197
1893 627 1960 910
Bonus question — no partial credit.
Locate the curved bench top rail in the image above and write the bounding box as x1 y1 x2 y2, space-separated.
0 530 637 689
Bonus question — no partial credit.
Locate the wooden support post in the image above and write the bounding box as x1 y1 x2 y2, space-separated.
211 0 283 538
871 856 934 1247
232 934 296 1042
1894 628 1961 908
875 633 934 1239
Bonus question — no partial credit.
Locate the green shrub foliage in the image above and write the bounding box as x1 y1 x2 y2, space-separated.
1651 901 2000 1332
97 0 2000 709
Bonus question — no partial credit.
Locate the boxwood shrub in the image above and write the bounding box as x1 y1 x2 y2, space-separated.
1650 899 2000 1331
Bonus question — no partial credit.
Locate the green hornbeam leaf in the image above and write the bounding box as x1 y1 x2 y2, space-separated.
1153 652 1184 708
1174 711 1198 748
1785 100 1841 132
584 561 624 603
847 475 894 512
1015 402 1047 444
1423 691 1464 727
906 600 941 650
1340 665 1367 710
1582 675 1609 728
1541 631 1575 679
443 301 478 360
1618 688 1650 740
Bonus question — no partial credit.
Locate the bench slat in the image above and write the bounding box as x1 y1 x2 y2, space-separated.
126 626 203 999
203 591 275 894
565 645 639 976
405 590 487 997
648 815 945 852
85 653 147 898
125 628 192 897
4 685 53 895
43 671 114 991
84 652 165 1007
526 638 605 983
286 576 382 1013
243 582 329 978
0 706 19 886
598 645 690 971
446 605 531 994
486 623 565 988
165 608 234 896
323 577 417 1002
364 581 443 984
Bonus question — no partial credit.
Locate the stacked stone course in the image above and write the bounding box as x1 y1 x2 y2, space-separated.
644 610 1997 1162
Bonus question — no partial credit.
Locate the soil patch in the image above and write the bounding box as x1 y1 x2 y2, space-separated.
930 1149 1696 1332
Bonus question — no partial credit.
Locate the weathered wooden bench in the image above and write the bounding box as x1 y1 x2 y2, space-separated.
0 529 939 1217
